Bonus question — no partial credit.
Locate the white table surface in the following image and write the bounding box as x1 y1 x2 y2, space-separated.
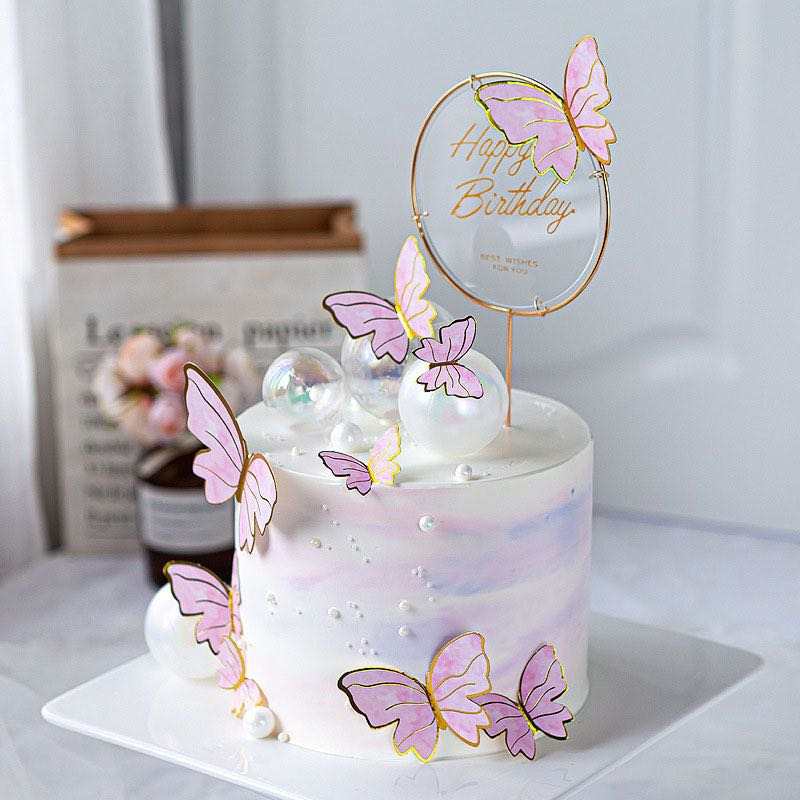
2 513 798 799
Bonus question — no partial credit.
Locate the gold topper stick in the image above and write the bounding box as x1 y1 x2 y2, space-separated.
410 66 612 427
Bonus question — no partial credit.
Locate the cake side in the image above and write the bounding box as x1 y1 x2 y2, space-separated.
236 390 592 760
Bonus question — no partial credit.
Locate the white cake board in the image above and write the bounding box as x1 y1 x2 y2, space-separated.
42 614 761 800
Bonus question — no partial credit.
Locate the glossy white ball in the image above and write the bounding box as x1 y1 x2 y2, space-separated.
262 348 346 424
144 585 218 680
243 706 276 739
340 304 455 422
398 350 507 458
454 463 473 482
329 421 366 452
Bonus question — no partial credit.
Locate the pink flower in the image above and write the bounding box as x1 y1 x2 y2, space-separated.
148 393 187 443
117 394 158 447
149 348 189 393
117 333 162 386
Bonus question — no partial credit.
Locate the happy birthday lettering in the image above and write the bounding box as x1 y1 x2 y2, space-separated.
447 124 576 234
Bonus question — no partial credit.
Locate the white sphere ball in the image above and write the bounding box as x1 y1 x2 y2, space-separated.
144 585 218 679
340 304 455 423
262 348 346 424
329 421 366 452
243 706 277 739
398 350 507 458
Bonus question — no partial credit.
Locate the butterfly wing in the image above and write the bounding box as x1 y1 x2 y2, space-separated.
184 364 246 504
477 692 536 759
338 668 439 762
237 453 277 552
164 561 233 655
518 644 572 739
427 632 491 747
394 236 436 341
318 451 373 495
476 80 578 182
322 291 409 363
232 678 268 719
216 636 267 718
365 425 401 486
414 318 483 399
564 35 616 165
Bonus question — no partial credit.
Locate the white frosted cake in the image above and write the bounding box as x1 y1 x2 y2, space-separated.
233 389 591 759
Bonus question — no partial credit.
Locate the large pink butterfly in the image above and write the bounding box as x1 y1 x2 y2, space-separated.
216 635 267 718
475 36 616 182
318 425 401 495
184 364 277 553
322 236 436 363
338 632 491 762
478 643 572 760
413 317 484 399
164 557 242 655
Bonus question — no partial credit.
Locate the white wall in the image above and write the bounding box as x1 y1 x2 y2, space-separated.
186 0 800 533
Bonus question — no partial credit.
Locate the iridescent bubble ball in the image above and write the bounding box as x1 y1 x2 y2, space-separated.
144 585 218 680
398 350 507 457
340 304 454 422
262 347 346 423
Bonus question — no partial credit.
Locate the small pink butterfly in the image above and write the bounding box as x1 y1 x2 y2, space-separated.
318 425 401 495
164 556 242 655
476 36 616 183
338 631 491 762
413 316 483 399
478 643 572 760
323 236 436 364
184 363 277 553
216 635 267 718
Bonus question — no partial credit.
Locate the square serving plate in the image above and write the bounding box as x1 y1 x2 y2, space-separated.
42 614 761 800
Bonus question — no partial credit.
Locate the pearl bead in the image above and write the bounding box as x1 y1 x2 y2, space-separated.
418 515 436 533
309 537 322 548
360 637 368 646
329 421 366 452
397 599 411 612
328 607 341 620
398 625 411 638
454 463 473 482
242 706 276 739
277 732 290 743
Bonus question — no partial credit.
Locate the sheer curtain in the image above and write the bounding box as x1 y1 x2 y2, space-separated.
0 0 173 577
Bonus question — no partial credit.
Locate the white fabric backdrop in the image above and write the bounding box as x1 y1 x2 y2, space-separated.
0 0 173 577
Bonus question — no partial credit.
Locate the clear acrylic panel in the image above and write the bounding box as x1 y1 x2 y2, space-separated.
412 74 609 315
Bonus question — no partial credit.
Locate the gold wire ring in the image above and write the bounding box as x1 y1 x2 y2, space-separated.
410 72 611 318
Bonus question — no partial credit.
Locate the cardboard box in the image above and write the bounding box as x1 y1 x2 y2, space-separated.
52 203 365 552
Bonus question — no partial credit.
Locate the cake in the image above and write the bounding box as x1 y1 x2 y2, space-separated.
234 388 592 759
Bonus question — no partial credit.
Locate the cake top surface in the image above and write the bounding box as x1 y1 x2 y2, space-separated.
239 389 590 486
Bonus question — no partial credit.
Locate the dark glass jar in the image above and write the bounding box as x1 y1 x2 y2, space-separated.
134 441 233 585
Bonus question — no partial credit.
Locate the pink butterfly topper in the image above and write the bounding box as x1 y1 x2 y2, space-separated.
413 316 483 399
476 36 616 182
216 635 267 718
318 424 401 495
164 557 242 655
338 631 491 762
322 236 437 363
478 643 572 760
184 364 277 552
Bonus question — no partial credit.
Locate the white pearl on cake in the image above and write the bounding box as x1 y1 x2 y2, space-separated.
397 599 411 612
418 515 436 533
328 607 341 620
329 421 366 452
277 732 290 743
398 625 411 637
309 537 322 548
454 463 473 482
398 350 507 457
144 585 218 680
242 706 276 739
262 347 346 425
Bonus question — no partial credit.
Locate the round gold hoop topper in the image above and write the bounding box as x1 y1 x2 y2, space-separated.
410 71 611 424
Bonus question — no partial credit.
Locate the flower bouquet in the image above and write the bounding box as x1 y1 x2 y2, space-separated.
93 327 259 584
